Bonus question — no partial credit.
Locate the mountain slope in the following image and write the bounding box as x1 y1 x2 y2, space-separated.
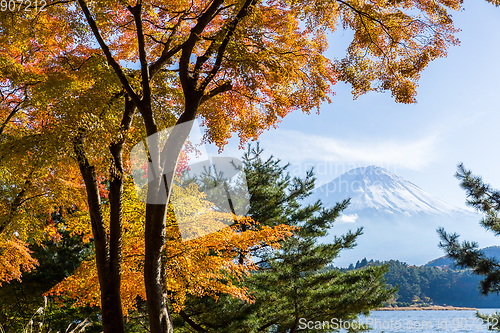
425 246 500 268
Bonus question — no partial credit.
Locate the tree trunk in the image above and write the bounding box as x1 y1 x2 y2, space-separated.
98 268 126 333
144 203 172 333
144 97 200 333
73 96 134 333
73 130 126 333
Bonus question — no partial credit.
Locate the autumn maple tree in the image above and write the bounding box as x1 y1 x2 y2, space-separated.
0 0 487 332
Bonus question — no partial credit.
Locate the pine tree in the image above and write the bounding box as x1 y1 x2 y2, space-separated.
439 163 500 295
355 258 369 269
174 144 394 332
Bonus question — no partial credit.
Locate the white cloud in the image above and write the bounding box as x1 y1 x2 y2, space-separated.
337 214 358 223
257 129 438 171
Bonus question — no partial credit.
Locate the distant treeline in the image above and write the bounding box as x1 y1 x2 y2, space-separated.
337 259 500 308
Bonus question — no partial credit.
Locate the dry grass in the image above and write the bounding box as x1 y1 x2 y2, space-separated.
0 297 93 333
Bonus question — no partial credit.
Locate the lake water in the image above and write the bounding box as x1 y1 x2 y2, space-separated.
321 310 500 332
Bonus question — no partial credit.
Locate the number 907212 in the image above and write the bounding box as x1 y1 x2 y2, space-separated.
0 0 46 12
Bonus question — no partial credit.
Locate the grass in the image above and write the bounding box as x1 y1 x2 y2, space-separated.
0 297 93 333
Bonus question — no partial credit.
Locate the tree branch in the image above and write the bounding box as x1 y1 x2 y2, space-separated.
72 128 108 247
129 3 152 106
179 0 225 93
0 99 25 136
200 81 233 104
199 0 256 91
149 12 187 78
108 94 136 284
0 176 32 236
179 310 207 332
77 0 141 107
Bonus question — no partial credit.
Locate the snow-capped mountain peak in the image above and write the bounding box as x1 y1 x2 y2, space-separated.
310 165 469 217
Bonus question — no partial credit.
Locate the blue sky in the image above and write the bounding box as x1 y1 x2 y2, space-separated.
209 1 500 211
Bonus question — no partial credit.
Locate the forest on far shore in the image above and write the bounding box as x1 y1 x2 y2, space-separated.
339 258 500 308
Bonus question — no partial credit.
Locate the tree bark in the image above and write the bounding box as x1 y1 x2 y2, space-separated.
71 96 135 333
73 129 126 333
144 96 201 333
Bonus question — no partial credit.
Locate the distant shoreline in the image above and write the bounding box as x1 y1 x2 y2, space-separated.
375 305 477 311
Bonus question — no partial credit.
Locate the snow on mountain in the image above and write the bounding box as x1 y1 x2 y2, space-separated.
308 166 498 267
310 165 470 217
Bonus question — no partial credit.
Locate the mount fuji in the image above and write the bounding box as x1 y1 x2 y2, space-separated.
309 166 499 267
